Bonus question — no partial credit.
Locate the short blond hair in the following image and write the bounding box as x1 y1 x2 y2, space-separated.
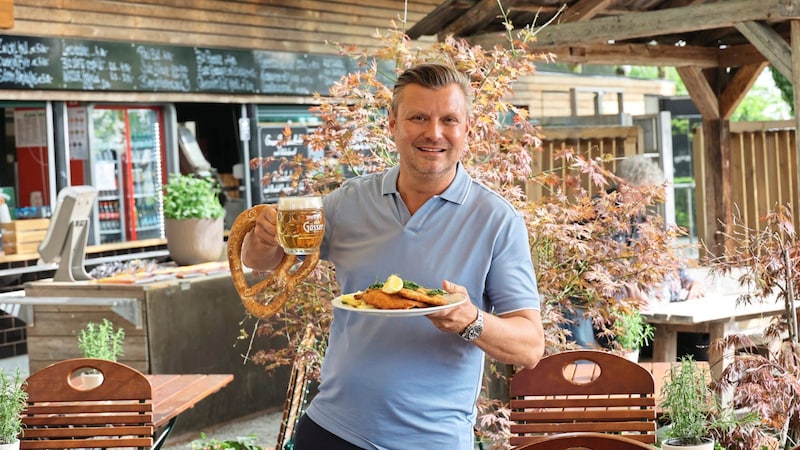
391 63 472 115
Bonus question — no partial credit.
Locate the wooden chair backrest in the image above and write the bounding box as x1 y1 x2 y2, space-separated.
512 431 656 449
21 358 154 449
509 350 657 448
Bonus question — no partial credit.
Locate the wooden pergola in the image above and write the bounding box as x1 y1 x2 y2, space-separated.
407 0 800 257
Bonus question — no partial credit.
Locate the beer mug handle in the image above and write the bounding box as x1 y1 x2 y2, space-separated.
227 204 321 319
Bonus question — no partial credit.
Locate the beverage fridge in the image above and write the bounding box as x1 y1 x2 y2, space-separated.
85 105 167 244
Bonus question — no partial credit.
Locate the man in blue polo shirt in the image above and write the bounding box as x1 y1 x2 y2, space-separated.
242 62 544 450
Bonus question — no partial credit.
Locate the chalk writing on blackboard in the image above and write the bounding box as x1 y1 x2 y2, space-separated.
0 34 374 95
195 48 257 92
136 45 191 92
61 42 133 90
0 37 54 88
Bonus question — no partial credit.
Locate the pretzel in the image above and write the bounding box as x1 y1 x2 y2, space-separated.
227 204 320 319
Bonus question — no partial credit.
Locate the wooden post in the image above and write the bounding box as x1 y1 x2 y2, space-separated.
0 0 12 29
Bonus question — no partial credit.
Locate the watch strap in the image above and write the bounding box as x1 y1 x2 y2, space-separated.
459 309 484 342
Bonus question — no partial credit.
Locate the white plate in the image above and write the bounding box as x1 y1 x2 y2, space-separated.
332 292 467 317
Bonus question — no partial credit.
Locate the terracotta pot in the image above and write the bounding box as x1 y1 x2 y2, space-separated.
165 217 224 266
662 437 715 450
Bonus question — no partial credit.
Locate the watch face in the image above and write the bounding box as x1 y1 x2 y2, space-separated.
461 311 484 341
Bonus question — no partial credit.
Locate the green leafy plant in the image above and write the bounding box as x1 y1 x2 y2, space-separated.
189 432 262 450
612 308 654 351
163 173 225 220
660 355 715 446
78 318 125 361
0 369 27 445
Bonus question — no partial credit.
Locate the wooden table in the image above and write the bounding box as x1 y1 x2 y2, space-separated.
566 360 711 414
641 293 788 380
639 267 791 380
148 373 235 449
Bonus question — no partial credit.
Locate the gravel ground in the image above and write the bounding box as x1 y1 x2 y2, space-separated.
162 408 284 450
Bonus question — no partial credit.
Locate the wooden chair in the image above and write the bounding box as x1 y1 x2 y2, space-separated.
512 431 655 449
509 350 657 448
21 358 154 449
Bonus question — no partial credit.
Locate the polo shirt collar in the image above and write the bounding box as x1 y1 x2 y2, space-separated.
381 162 471 205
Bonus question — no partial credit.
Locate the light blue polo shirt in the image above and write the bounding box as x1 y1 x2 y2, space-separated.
306 163 540 450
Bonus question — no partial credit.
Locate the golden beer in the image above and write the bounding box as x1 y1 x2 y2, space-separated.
276 196 325 255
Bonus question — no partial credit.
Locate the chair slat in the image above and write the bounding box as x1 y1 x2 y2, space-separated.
509 350 658 448
22 425 154 438
21 358 155 450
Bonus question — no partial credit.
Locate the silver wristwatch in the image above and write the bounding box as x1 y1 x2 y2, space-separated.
459 309 484 342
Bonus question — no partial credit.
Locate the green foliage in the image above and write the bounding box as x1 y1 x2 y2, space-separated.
163 173 225 220
612 308 654 350
189 432 262 450
78 318 125 361
0 369 27 444
771 67 794 115
660 355 714 445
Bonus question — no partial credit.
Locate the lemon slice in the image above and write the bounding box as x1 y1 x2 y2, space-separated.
381 274 403 294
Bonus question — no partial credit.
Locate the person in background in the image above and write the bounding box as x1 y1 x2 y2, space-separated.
241 62 544 450
562 154 703 349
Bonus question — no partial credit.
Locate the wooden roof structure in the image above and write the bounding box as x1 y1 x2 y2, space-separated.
407 0 800 257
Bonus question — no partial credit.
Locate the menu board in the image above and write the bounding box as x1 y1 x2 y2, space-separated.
0 34 370 95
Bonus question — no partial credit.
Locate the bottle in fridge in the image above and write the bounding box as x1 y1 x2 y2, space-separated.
87 105 166 244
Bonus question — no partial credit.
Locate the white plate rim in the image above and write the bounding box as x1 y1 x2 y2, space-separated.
332 292 467 317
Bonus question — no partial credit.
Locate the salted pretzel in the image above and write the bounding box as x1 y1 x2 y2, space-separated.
227 204 320 319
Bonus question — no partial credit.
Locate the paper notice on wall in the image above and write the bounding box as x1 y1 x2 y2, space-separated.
67 106 89 160
13 109 48 148
95 161 117 191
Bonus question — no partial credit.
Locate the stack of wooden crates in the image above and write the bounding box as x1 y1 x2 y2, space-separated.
1 219 50 255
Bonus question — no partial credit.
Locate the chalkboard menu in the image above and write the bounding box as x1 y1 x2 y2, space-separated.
253 125 317 203
0 34 370 95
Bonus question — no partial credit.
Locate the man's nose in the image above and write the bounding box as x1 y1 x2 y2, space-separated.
424 120 443 138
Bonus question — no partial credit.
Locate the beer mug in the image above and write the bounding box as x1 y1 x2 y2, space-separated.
276 195 325 255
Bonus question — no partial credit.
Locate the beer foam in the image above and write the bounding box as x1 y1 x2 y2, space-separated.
278 196 322 210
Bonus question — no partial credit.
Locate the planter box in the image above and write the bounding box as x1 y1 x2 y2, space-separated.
1 219 50 254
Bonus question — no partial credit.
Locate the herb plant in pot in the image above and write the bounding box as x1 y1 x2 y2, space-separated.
660 355 715 450
0 369 26 450
163 173 226 266
77 318 125 388
612 308 654 362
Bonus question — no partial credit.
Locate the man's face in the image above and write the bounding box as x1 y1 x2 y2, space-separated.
388 83 470 182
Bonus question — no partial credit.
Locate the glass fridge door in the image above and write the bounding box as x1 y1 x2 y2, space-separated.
127 108 165 241
89 108 127 244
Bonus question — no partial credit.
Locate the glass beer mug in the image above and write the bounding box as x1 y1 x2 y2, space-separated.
276 196 325 255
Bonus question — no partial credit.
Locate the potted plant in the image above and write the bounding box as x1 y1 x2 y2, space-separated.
612 308 654 362
163 173 226 266
77 318 125 388
660 355 715 449
0 369 27 450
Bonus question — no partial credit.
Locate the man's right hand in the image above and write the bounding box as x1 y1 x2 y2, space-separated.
241 204 285 271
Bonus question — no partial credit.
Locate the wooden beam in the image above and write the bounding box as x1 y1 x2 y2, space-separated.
735 21 793 79
405 0 470 39
0 0 12 29
562 0 613 22
531 43 720 68
440 0 508 40
719 62 768 120
472 0 800 49
791 20 800 228
676 66 720 119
